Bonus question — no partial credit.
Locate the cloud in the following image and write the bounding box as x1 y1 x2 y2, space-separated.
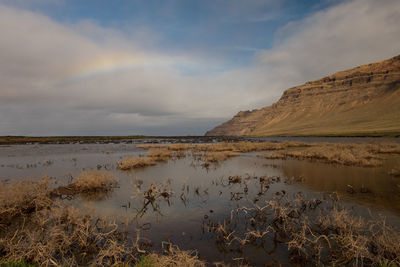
256 0 400 82
0 0 400 135
0 3 256 135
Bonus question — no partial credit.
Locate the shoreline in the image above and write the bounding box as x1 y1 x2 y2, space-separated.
1 134 399 145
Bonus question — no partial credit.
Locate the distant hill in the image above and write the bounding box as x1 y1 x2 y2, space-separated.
206 55 400 137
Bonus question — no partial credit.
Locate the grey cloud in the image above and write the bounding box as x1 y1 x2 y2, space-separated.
0 3 248 135
1 0 400 135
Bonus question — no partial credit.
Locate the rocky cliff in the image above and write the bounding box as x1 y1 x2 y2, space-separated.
206 55 400 136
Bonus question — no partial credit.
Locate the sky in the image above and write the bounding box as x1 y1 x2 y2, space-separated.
0 0 400 136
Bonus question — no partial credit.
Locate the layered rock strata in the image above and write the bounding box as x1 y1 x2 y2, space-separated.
206 55 400 136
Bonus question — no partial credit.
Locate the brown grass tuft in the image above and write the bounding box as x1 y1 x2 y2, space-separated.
73 170 118 192
0 204 140 266
204 151 238 163
389 168 400 177
263 143 384 167
117 149 176 170
0 177 53 224
50 171 118 198
366 142 400 154
137 143 194 151
148 243 206 267
117 157 157 170
148 149 174 161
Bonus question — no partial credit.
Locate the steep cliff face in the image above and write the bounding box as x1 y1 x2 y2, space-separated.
206 55 400 136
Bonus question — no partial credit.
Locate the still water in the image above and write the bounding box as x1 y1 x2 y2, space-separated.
1 138 399 265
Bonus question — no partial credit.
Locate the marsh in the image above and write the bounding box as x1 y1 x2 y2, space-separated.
1 137 399 266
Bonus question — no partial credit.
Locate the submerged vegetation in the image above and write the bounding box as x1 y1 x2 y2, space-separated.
1 139 400 266
1 173 399 266
203 175 400 266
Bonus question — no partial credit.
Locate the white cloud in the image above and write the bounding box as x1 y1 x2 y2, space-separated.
0 0 400 135
257 0 400 83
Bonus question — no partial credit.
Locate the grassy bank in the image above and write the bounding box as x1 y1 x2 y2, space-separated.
247 131 400 138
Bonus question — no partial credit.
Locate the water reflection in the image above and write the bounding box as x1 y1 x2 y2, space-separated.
276 157 400 214
1 140 399 265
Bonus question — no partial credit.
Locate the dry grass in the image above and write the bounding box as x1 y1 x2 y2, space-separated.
117 149 177 170
148 149 174 161
137 141 310 167
231 141 308 153
130 141 310 169
205 192 400 266
389 168 400 177
137 143 194 151
292 207 400 266
204 151 239 163
131 181 174 217
73 171 118 192
117 157 157 170
50 171 118 198
1 172 119 226
147 243 206 267
366 142 400 154
0 178 205 266
197 141 309 153
262 142 393 167
0 204 140 266
0 177 53 225
0 178 143 266
138 141 309 154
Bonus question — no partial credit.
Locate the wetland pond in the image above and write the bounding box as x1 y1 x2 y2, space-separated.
1 137 400 266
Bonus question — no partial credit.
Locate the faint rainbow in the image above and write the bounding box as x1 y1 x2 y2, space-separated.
66 53 145 80
63 53 191 81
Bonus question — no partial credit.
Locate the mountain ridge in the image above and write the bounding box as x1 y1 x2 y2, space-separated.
205 55 400 136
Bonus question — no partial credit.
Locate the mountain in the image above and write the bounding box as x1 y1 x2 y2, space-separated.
205 55 400 136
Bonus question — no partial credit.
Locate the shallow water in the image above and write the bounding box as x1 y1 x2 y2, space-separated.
1 138 399 265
